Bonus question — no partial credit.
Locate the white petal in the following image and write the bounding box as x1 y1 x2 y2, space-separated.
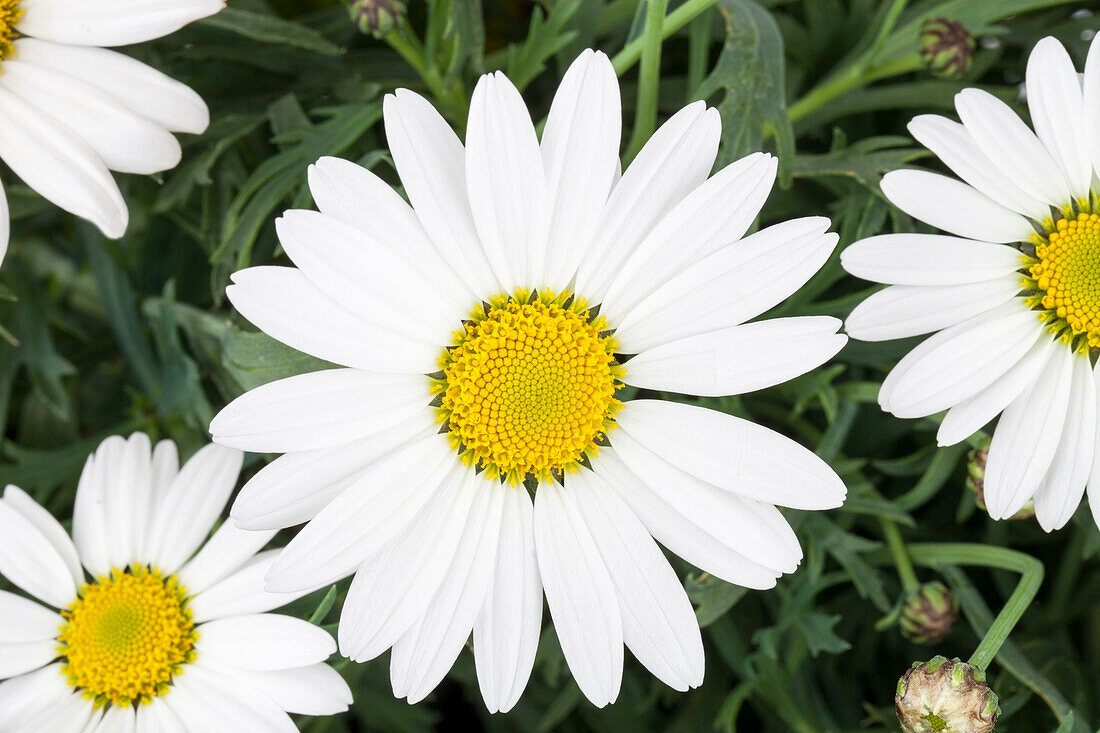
541 50 621 290
984 344 1074 519
197 614 335 671
1033 353 1096 531
14 38 208 134
211 663 352 716
2 485 82 589
89 433 153 571
165 664 297 733
210 368 431 453
92 704 133 733
473 485 542 714
306 156 472 309
533 480 623 708
0 663 75 728
229 416 434 531
1085 34 1100 181
601 152 777 324
276 210 458 345
71 452 110 578
134 698 185 733
338 469 479 663
1088 361 1100 530
465 71 549 290
937 335 1056 446
955 87 1073 206
18 0 223 47
841 233 1025 286
605 431 800 576
0 86 126 238
570 469 703 692
264 434 455 593
1 61 180 175
383 89 498 296
575 102 721 302
0 591 63 643
188 550 311 624
143 443 243 573
846 279 1022 342
150 439 179 505
879 170 1034 243
0 639 58 678
878 303 1043 419
1025 37 1093 196
176 521 276 596
19 689 94 733
624 316 845 397
0 177 8 266
389 477 504 704
615 217 837 353
907 115 1049 219
227 266 438 374
0 489 79 607
615 400 846 510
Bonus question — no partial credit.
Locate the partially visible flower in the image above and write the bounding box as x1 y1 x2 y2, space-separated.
967 438 1034 520
900 582 958 644
0 0 224 267
896 656 999 733
842 35 1100 532
920 18 975 79
0 433 351 731
346 0 405 37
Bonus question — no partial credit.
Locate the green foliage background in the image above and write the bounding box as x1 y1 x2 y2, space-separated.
2 0 1098 730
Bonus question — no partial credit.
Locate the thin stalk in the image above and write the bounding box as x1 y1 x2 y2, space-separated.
384 20 468 125
906 543 1044 671
611 0 717 75
685 10 711 101
625 0 668 162
880 518 920 592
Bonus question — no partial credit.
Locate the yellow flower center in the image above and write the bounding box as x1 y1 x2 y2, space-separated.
0 1 21 63
1024 209 1100 350
58 567 197 707
435 289 624 484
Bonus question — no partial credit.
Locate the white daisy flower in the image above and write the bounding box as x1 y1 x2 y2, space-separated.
0 0 223 264
210 49 848 711
0 433 352 732
841 35 1100 531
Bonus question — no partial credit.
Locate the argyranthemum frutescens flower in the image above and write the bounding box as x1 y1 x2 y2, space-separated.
0 433 351 731
0 0 223 264
210 49 848 711
841 35 1100 532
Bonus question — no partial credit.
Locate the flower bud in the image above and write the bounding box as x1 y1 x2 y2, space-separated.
346 0 406 38
896 656 999 733
968 438 1035 520
900 582 958 645
919 17 975 79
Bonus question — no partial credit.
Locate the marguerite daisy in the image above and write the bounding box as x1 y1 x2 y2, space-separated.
0 433 352 732
841 36 1100 531
210 49 848 711
0 0 223 265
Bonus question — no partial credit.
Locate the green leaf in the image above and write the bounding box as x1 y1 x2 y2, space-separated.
502 0 581 92
224 328 335 391
697 0 795 183
795 612 852 657
685 572 748 628
308 586 338 625
198 6 342 56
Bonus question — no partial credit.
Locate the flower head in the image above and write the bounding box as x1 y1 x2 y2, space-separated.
842 35 1100 533
895 656 999 733
0 433 351 731
919 18 975 79
211 49 848 711
346 0 405 37
900 582 958 645
0 0 223 266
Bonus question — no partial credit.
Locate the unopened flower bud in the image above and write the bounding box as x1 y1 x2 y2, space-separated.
920 17 975 79
900 582 958 644
896 656 999 733
346 0 405 38
968 438 1034 520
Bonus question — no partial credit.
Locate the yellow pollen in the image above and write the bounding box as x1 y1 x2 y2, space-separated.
435 289 624 484
58 566 197 707
1025 211 1100 350
0 1 21 64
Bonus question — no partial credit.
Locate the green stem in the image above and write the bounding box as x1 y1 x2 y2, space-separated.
685 10 711 102
384 21 468 126
906 543 1044 671
624 0 668 162
611 0 717 76
880 518 920 592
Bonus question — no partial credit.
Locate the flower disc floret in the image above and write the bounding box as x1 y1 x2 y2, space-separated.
435 289 624 484
0 0 21 62
1023 204 1100 351
57 566 197 707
